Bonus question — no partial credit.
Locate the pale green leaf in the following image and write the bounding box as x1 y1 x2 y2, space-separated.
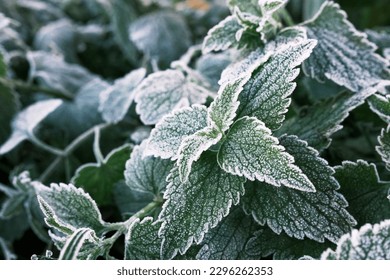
334 160 390 226
59 228 96 260
242 135 355 242
135 69 211 125
228 0 260 15
302 2 390 92
368 94 390 123
218 117 315 192
145 105 208 159
99 68 146 124
321 220 390 260
159 152 245 259
0 99 62 155
377 125 390 171
125 141 173 195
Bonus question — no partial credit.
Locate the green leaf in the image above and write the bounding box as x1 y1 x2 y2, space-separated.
159 152 245 259
236 38 316 130
218 117 315 192
196 207 260 260
321 220 390 260
72 144 132 206
377 125 390 171
99 68 146 124
368 94 390 123
145 105 208 159
279 90 374 151
334 160 390 226
242 135 356 242
0 193 26 219
125 218 162 260
58 227 96 260
125 141 173 195
202 15 242 54
134 69 211 125
302 2 390 92
228 0 260 15
0 99 62 155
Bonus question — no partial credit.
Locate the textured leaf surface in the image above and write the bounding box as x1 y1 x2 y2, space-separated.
218 117 315 192
377 125 390 171
0 99 62 155
59 228 95 260
99 68 146 124
72 144 132 206
125 218 162 260
321 220 390 260
368 94 390 123
236 39 316 130
302 2 389 92
334 160 390 226
125 141 173 195
159 152 245 259
145 105 208 159
242 135 356 242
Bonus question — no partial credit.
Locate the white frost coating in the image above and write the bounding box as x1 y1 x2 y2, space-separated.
302 2 390 92
0 99 63 155
59 228 94 260
144 105 208 159
218 117 315 192
376 125 390 171
368 94 390 124
321 220 390 260
134 69 211 125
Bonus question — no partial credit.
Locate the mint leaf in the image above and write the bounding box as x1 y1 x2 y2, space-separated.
334 160 390 226
145 105 208 159
72 144 132 206
377 125 390 171
227 0 260 15
218 117 315 192
58 227 97 260
302 2 390 92
99 68 146 124
0 99 62 155
368 94 390 123
125 141 173 195
237 39 316 130
159 152 245 259
321 220 390 260
242 135 356 242
125 218 162 260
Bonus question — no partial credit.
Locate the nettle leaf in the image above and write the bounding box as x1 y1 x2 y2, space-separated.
321 220 390 260
135 69 211 125
368 94 390 123
125 218 162 260
377 125 390 171
280 89 374 151
59 228 96 260
72 144 132 206
334 160 390 226
236 39 316 130
228 0 260 14
196 207 260 260
242 135 356 242
99 68 146 124
302 2 390 92
218 117 315 192
158 152 245 259
125 141 173 195
0 99 62 155
145 105 208 159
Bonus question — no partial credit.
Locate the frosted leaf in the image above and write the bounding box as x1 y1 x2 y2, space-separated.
99 68 146 124
334 160 390 225
59 228 97 260
236 39 316 130
302 2 390 92
227 0 259 15
245 227 331 260
125 218 162 260
202 15 242 54
280 89 374 151
218 117 315 192
158 152 245 259
145 105 208 159
0 99 62 155
197 207 260 260
71 144 132 206
134 69 211 125
321 220 390 260
125 141 173 195
368 94 390 123
242 135 356 242
377 126 390 171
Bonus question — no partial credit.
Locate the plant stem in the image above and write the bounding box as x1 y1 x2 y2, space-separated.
279 8 295 26
29 134 64 156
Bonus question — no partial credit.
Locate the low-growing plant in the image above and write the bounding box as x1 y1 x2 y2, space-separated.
0 0 389 260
